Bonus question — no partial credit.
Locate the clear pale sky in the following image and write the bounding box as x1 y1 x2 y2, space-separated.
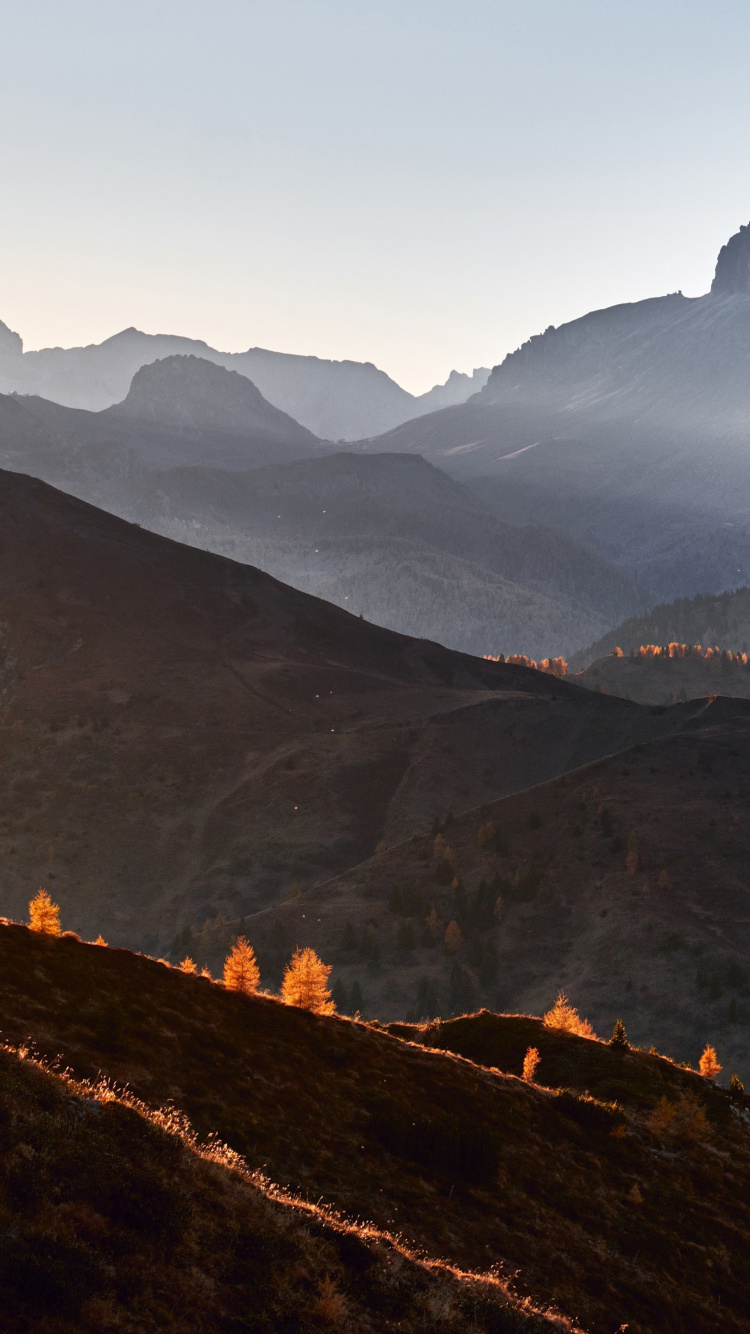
2 0 750 392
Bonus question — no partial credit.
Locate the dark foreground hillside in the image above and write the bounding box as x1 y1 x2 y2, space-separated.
1 923 749 1333
0 1044 562 1334
0 466 700 952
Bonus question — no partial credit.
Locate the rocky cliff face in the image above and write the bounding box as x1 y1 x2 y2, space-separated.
711 220 750 295
0 320 22 356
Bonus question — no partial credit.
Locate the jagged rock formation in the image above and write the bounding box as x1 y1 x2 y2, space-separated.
0 319 22 357
711 220 750 295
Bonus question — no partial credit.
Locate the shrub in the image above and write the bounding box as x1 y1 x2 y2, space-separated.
477 822 494 850
522 1046 540 1082
699 1044 722 1080
223 937 260 995
281 947 335 1013
609 1019 629 1051
730 1073 745 1101
28 889 61 936
543 991 595 1038
648 1092 710 1142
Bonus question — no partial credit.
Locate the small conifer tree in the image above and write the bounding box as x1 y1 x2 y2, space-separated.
180 956 197 973
699 1043 722 1080
223 937 260 994
29 888 61 936
522 1046 540 1081
281 947 335 1013
543 991 595 1038
444 919 463 952
730 1073 745 1101
609 1018 629 1050
94 934 108 947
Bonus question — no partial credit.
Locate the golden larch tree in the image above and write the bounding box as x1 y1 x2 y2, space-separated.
223 937 260 995
281 947 335 1013
522 1046 540 1081
543 990 595 1038
29 889 61 936
699 1043 722 1080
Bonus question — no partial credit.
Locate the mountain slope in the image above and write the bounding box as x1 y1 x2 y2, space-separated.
2 921 749 1334
0 1010 561 1334
364 223 750 601
118 451 647 658
246 701 750 1080
0 320 490 440
0 356 322 488
0 466 712 953
571 586 750 668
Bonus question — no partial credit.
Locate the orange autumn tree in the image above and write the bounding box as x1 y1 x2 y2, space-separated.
29 889 61 936
223 936 260 995
699 1043 722 1080
543 990 595 1038
281 947 335 1014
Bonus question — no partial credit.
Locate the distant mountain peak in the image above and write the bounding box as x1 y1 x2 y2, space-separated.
107 354 318 447
711 221 750 296
0 320 22 357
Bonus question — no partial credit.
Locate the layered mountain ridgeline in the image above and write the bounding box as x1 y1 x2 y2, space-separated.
0 361 647 657
0 317 489 439
247 704 750 1080
2 922 750 1334
0 466 689 955
117 452 646 659
0 356 324 489
365 223 750 602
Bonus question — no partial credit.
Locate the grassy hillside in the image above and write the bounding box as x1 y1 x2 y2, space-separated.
0 467 697 954
1 921 750 1333
0 1044 556 1333
244 700 750 1079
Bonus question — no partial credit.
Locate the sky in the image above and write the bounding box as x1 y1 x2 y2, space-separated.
2 1 750 393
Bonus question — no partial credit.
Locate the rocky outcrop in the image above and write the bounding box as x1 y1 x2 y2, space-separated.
0 320 22 357
711 221 750 296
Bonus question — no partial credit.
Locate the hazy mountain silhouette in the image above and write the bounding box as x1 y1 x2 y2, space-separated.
0 318 489 440
0 362 645 658
0 355 323 490
118 450 646 658
366 222 750 601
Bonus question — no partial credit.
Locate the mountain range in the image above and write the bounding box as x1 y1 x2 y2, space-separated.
0 356 646 658
366 222 750 604
0 317 489 440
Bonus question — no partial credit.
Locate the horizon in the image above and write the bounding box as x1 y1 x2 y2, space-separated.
4 1 750 392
